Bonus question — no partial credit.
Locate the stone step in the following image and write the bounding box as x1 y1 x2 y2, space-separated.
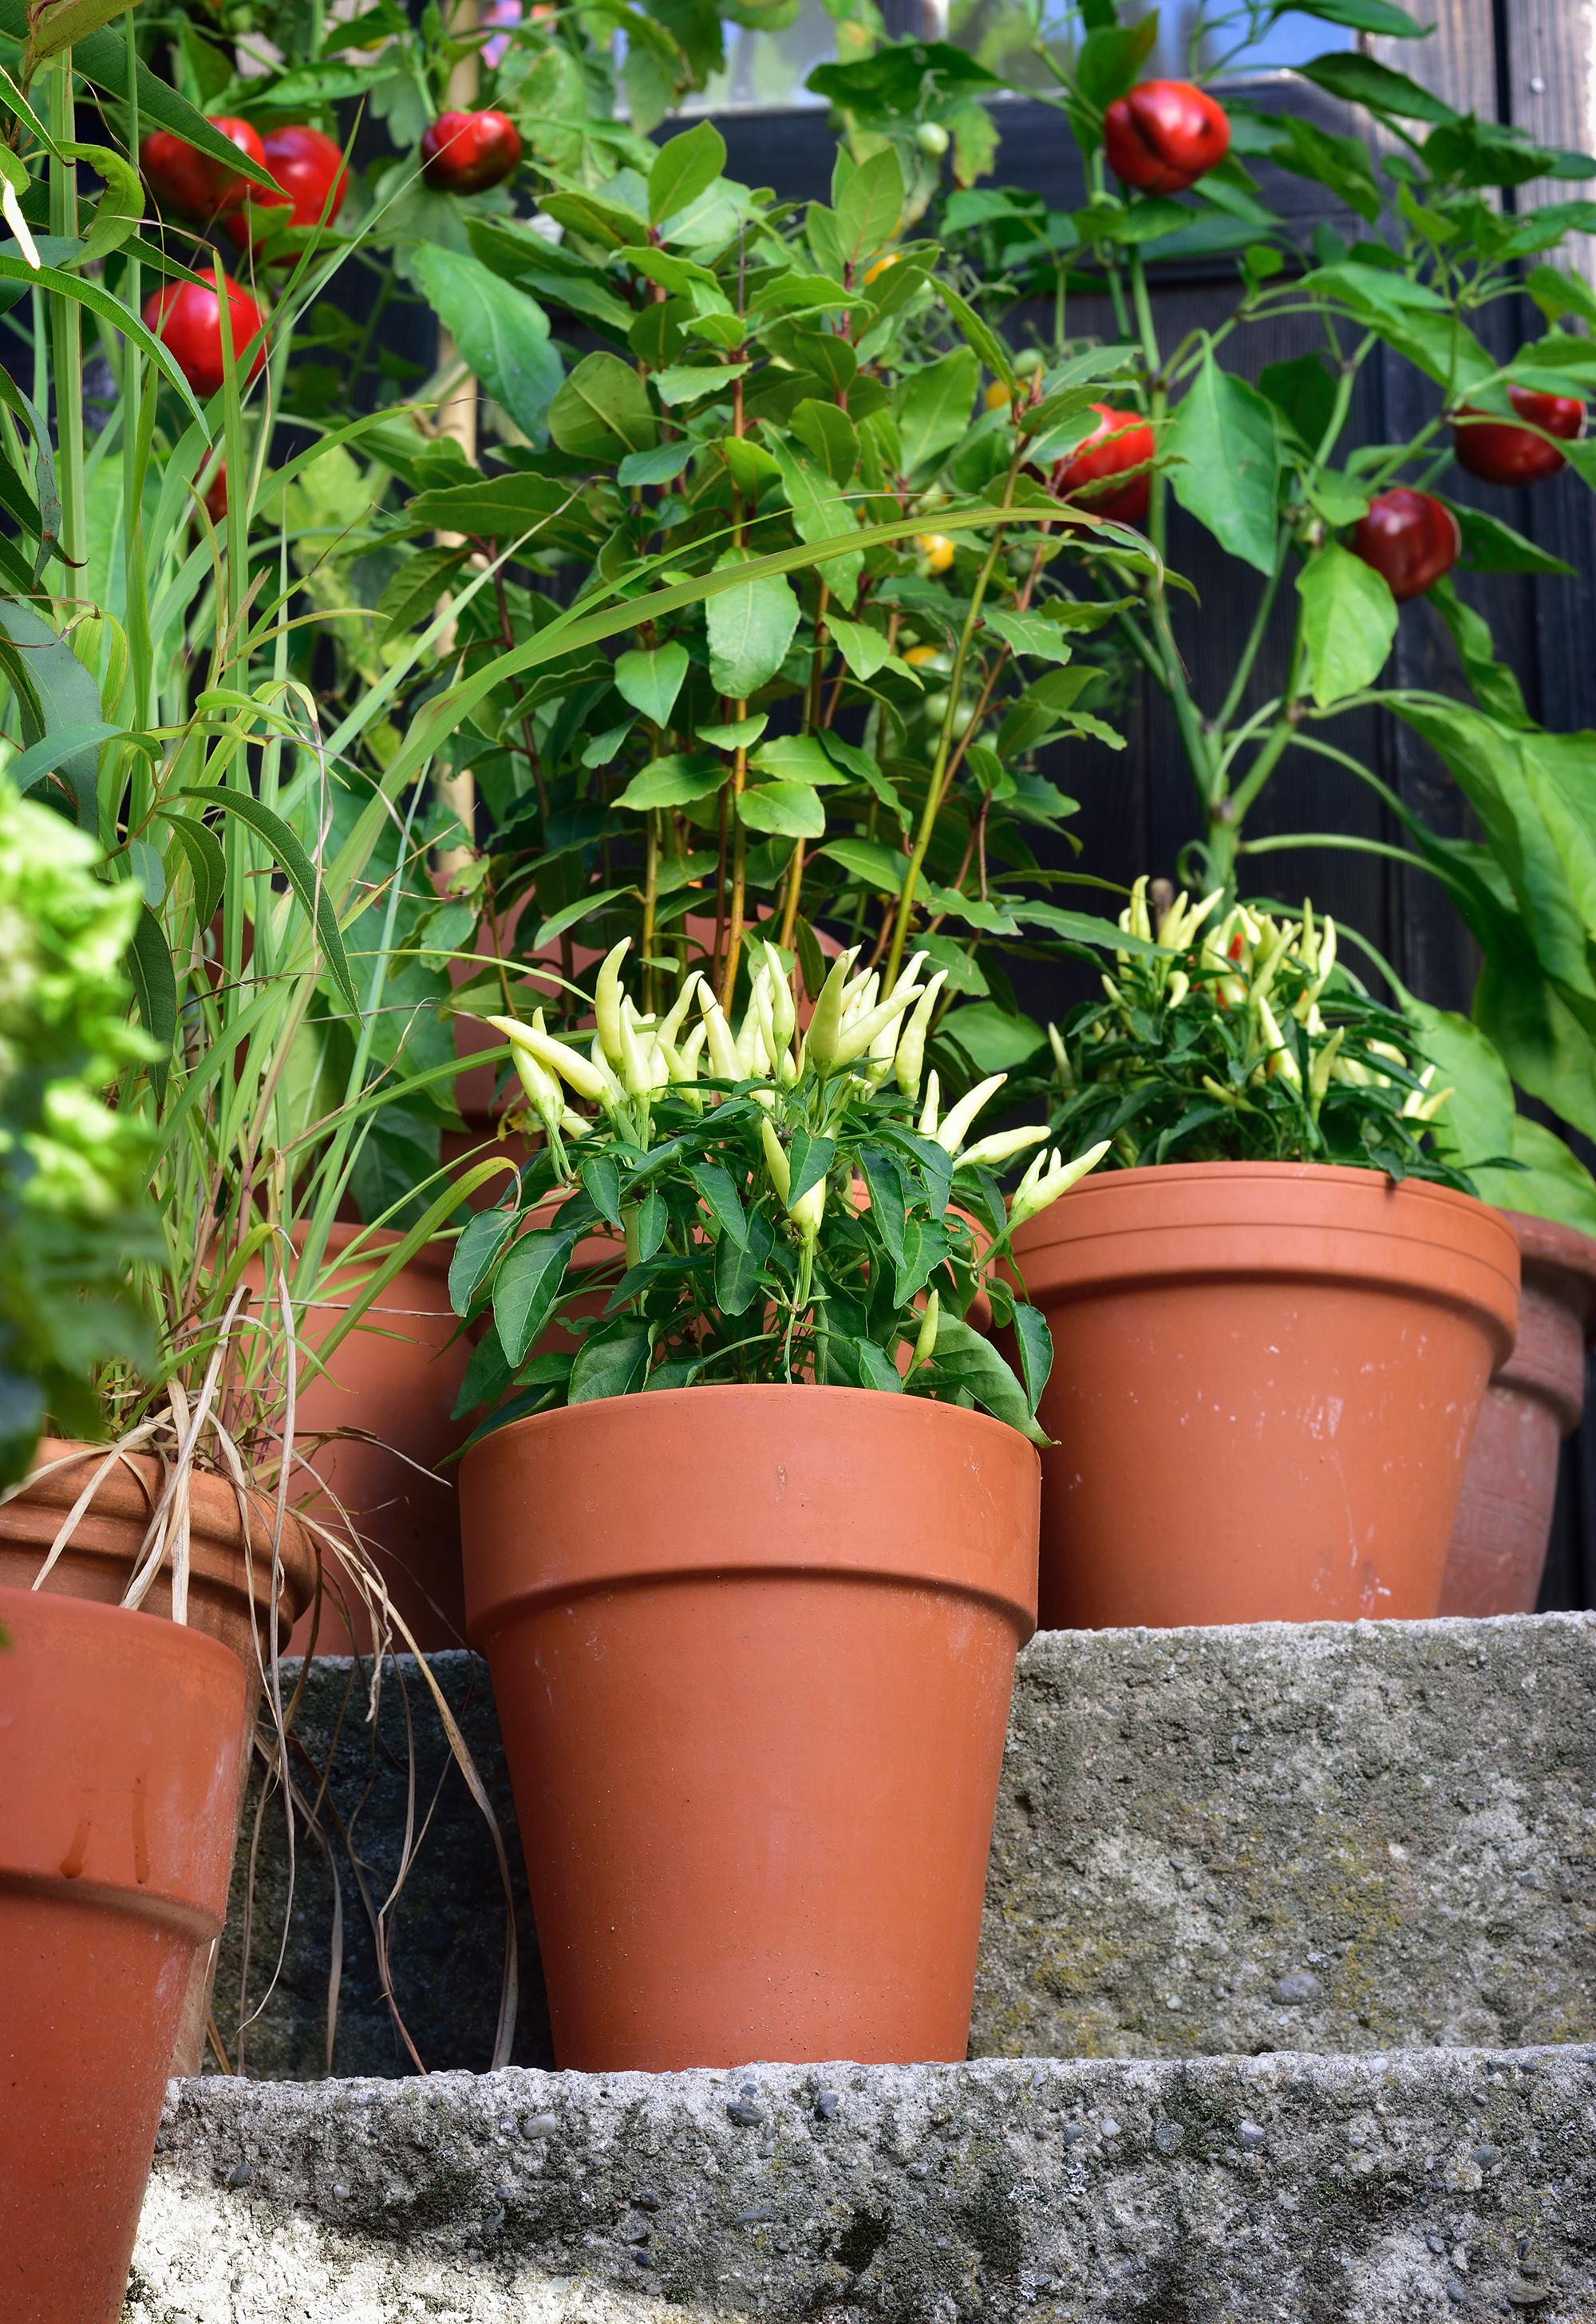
210 1614 1596 2077
130 2047 1596 2321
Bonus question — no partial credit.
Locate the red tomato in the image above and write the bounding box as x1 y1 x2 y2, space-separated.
223 123 348 248
420 109 523 196
143 275 267 400
141 117 265 218
1350 488 1460 602
1049 404 1155 524
1452 385 1585 486
1104 81 1231 196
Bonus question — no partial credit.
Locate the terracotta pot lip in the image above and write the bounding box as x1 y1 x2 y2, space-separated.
463 1379 1037 1475
1013 1157 1518 1249
1503 1209 1596 1335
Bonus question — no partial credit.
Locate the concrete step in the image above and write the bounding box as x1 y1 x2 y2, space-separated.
130 2046 1596 2321
208 1614 1596 2078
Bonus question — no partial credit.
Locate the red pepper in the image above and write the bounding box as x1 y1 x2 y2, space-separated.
143 273 267 400
1349 488 1460 603
223 124 348 249
1049 404 1155 524
1452 385 1585 486
140 117 265 219
420 109 523 195
1103 81 1230 196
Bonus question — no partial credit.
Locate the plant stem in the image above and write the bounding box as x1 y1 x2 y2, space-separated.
48 59 84 574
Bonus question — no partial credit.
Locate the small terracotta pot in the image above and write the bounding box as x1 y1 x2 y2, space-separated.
1011 1162 1519 1630
0 1586 246 2323
281 1223 475 1656
1440 1211 1596 1616
460 1385 1038 2070
0 1439 317 2076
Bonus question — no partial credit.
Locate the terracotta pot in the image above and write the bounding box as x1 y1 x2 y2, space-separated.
1010 1162 1519 1630
0 1439 318 2077
460 1385 1037 2070
0 1586 247 2322
281 1223 474 1657
1440 1211 1596 1616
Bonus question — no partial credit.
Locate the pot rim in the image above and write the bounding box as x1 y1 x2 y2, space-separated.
1503 1209 1596 1340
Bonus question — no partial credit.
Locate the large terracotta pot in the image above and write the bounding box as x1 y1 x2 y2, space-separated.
1440 1211 1596 1615
460 1385 1038 2070
0 1438 318 2076
282 1223 475 1656
1010 1162 1519 1630
0 1586 246 2322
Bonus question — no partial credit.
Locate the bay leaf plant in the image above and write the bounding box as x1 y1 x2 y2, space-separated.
448 934 1109 1445
933 0 1596 1227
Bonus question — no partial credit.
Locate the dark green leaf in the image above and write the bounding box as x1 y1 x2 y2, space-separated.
569 1318 652 1403
923 1312 1049 1443
687 1160 749 1246
155 810 225 934
494 1227 578 1366
581 1154 625 1228
180 788 360 1014
715 1204 772 1313
548 351 658 460
1012 1304 1053 1416
1167 352 1280 575
125 901 176 1096
634 1187 668 1262
449 1206 516 1314
786 1129 836 1211
452 1321 512 1418
1448 501 1575 576
648 119 726 225
1296 50 1456 124
1295 540 1398 705
860 1148 907 1267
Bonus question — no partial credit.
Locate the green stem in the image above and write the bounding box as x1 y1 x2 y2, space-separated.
48 59 83 573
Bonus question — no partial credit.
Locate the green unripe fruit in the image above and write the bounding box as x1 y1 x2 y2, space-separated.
916 121 950 158
1014 347 1045 379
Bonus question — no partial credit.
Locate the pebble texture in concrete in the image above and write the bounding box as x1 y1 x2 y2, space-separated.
129 2049 1596 2322
975 1614 1596 2063
211 1615 1596 2078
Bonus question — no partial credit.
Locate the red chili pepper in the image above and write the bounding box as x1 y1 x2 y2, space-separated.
1049 405 1156 524
1452 385 1585 487
1349 488 1460 603
143 274 268 400
1103 81 1230 196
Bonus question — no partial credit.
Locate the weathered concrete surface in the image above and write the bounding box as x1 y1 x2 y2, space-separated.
215 1615 1596 2078
129 2049 1596 2322
975 1615 1596 2062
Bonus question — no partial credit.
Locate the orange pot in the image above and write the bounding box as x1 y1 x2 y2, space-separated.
1010 1162 1519 1629
1440 1210 1596 1615
280 1223 474 1656
0 1586 246 2322
460 1385 1038 2070
0 1440 318 2077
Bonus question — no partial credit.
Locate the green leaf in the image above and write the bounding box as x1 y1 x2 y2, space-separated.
786 1128 835 1210
407 247 562 445
569 1318 652 1403
749 735 843 785
154 809 225 933
376 543 470 638
7 719 119 822
1269 114 1385 225
1488 1115 1596 1236
654 361 749 406
860 1147 908 1268
581 1154 625 1229
0 599 103 828
1448 501 1575 576
923 1312 1049 1444
1297 50 1457 123
452 1322 512 1419
17 4 277 193
791 398 859 484
705 548 800 699
449 1206 517 1314
1077 14 1158 107
634 1187 668 1263
1295 540 1398 707
687 1160 748 1247
827 615 904 682
535 885 636 946
764 432 861 608
405 473 583 546
714 1205 772 1313
895 346 980 477
548 350 658 460
613 752 723 810
614 642 689 729
180 788 360 1014
1167 352 1281 575
935 281 1016 396
494 1227 578 1366
1293 0 1430 30
1429 577 1531 729
835 144 903 272
125 900 176 1097
648 119 726 224
982 607 1075 663
1012 1304 1053 1416
738 781 825 839
940 1002 1046 1073
617 441 695 488
853 1338 904 1393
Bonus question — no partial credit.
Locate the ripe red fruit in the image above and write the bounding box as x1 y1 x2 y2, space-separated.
223 124 348 248
1350 488 1460 602
1104 81 1231 196
1049 404 1156 524
1452 385 1585 486
141 117 266 218
142 275 267 400
421 109 523 196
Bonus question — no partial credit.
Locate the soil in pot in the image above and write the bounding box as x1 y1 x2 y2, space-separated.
0 1440 318 2075
0 1586 247 2323
1010 1162 1519 1629
1440 1211 1596 1615
460 1385 1038 2071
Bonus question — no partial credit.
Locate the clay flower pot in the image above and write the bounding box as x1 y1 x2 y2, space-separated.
281 1224 475 1655
0 1438 318 2074
460 1385 1038 2070
0 1586 246 2323
1010 1162 1519 1629
1440 1211 1596 1615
